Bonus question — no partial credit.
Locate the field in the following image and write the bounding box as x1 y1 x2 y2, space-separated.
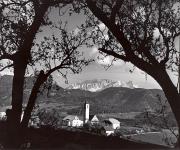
99 112 142 119
124 129 178 147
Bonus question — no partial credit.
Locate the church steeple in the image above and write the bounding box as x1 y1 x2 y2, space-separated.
83 100 89 124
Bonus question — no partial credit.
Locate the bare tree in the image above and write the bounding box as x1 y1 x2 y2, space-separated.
80 0 180 146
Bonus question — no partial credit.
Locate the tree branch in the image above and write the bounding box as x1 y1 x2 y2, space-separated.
160 40 171 66
0 64 13 72
86 0 132 56
157 2 171 67
19 0 74 63
110 0 124 23
99 48 128 62
19 3 49 62
99 47 154 78
86 0 157 76
0 53 14 61
47 0 73 6
136 42 159 65
46 48 75 77
0 0 31 12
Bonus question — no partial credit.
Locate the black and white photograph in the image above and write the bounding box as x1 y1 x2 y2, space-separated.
0 0 180 149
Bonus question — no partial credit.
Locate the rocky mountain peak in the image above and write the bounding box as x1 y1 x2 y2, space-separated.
67 79 138 92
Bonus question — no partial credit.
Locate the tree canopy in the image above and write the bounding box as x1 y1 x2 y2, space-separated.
0 0 91 147
1 0 180 147
83 0 180 146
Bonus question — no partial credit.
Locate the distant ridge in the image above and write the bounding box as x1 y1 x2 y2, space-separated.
0 75 171 114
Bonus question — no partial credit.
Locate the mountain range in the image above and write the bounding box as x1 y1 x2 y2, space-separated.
0 75 170 114
67 79 138 92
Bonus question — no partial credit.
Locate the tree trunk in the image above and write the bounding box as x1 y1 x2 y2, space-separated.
153 68 180 147
21 70 47 128
130 60 180 146
5 55 27 148
11 64 26 126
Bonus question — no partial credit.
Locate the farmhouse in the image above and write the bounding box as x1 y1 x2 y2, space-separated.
62 101 120 134
63 101 100 127
104 118 120 129
0 112 6 119
62 115 83 127
89 115 99 124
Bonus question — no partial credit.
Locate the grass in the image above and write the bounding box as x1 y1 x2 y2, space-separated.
0 121 168 149
126 130 177 147
99 112 142 119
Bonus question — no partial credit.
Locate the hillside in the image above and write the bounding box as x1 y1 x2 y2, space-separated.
0 75 13 106
0 122 166 149
0 75 170 114
55 87 167 113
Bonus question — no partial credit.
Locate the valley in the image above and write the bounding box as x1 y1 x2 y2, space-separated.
0 75 178 147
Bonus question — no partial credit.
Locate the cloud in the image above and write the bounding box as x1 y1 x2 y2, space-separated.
153 28 161 39
89 47 124 66
90 47 98 56
98 23 106 31
97 56 112 65
93 23 106 32
0 69 13 76
96 55 124 66
0 59 14 76
73 28 80 35
113 59 124 66
104 34 109 40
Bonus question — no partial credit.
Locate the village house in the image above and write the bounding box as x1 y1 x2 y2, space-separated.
0 112 6 119
62 101 120 137
62 101 100 127
62 115 83 127
103 118 120 129
89 115 99 125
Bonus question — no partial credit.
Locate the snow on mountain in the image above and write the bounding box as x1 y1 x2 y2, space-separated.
67 79 138 92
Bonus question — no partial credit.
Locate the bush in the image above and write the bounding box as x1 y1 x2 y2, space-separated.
37 109 62 128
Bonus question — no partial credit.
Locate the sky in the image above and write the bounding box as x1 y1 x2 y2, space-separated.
0 4 179 89
47 7 178 89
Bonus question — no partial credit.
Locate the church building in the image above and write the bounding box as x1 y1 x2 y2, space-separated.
62 101 99 127
83 101 90 123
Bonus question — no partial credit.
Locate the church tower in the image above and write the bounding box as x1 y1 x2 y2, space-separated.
83 100 89 123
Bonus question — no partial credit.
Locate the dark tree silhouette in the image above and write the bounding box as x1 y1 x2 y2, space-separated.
1 0 180 148
82 0 180 146
21 24 91 128
0 0 91 147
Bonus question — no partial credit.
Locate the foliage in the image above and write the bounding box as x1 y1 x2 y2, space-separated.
0 0 92 129
141 95 178 146
37 108 61 128
83 122 103 135
78 0 180 146
0 1 93 147
82 0 180 71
